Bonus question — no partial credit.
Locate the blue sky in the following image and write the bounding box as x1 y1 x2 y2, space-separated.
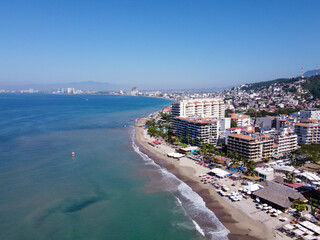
0 0 319 90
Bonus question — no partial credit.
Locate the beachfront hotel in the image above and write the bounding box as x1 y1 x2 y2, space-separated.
174 116 218 146
171 98 225 119
294 123 320 144
227 133 273 161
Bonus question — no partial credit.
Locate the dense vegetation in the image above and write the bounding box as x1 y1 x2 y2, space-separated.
230 119 237 127
245 108 300 117
225 109 234 117
292 144 320 163
159 112 171 122
243 78 297 90
302 75 320 99
145 113 187 147
242 74 320 99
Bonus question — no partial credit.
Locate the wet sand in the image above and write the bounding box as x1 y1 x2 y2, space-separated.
135 118 277 240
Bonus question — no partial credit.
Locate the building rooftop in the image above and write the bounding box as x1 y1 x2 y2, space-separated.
253 181 303 209
228 113 250 119
175 116 217 124
228 133 271 141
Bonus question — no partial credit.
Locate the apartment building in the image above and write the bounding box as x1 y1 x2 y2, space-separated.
174 116 218 146
300 109 320 121
274 129 297 155
172 99 225 118
228 113 251 127
294 123 320 144
227 133 273 161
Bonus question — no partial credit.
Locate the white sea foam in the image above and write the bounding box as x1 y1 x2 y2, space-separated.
131 128 230 240
192 220 205 236
175 196 183 206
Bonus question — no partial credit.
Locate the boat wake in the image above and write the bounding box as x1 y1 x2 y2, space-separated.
131 128 229 240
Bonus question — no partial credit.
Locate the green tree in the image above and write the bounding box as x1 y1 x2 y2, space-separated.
225 109 233 117
292 201 306 212
231 119 237 128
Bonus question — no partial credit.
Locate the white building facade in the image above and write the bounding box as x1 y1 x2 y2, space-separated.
295 123 320 144
174 116 218 146
300 109 320 121
172 99 225 118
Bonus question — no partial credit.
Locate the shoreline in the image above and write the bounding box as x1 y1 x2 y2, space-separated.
134 117 278 240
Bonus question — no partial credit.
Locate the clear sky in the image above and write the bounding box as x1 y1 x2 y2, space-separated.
0 0 319 90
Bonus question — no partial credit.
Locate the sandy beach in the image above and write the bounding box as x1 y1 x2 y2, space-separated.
135 117 290 240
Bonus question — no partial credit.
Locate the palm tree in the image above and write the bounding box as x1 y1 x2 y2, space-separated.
229 159 240 169
244 160 256 176
285 172 296 183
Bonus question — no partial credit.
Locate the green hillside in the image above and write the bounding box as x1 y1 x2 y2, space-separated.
243 78 297 90
242 75 320 99
302 75 320 98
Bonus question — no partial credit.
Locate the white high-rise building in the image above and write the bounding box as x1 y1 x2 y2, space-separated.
300 109 320 121
174 116 218 146
172 99 225 119
67 88 75 94
274 129 297 155
295 123 320 144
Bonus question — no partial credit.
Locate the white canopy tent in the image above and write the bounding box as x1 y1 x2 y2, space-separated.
167 152 184 158
210 168 231 178
243 182 263 193
300 221 320 235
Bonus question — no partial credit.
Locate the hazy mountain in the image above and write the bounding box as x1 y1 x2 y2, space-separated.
0 81 122 91
304 69 319 77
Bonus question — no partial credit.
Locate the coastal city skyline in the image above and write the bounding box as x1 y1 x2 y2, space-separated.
1 1 320 240
1 1 320 90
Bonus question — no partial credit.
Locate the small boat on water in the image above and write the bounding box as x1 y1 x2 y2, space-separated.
71 152 76 157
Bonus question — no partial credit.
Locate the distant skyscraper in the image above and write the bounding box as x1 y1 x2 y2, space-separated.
67 88 75 94
130 87 138 96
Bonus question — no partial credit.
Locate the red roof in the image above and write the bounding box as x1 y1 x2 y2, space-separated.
215 157 226 163
283 183 303 189
228 127 244 130
295 123 313 127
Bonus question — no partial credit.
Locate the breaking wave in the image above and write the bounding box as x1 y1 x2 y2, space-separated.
131 128 229 240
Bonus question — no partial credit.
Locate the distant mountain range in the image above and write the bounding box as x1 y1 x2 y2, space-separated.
0 81 122 91
304 69 319 77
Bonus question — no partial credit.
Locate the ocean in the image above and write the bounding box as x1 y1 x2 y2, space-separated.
0 94 228 240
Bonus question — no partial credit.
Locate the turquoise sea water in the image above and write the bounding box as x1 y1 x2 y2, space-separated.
0 94 228 240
